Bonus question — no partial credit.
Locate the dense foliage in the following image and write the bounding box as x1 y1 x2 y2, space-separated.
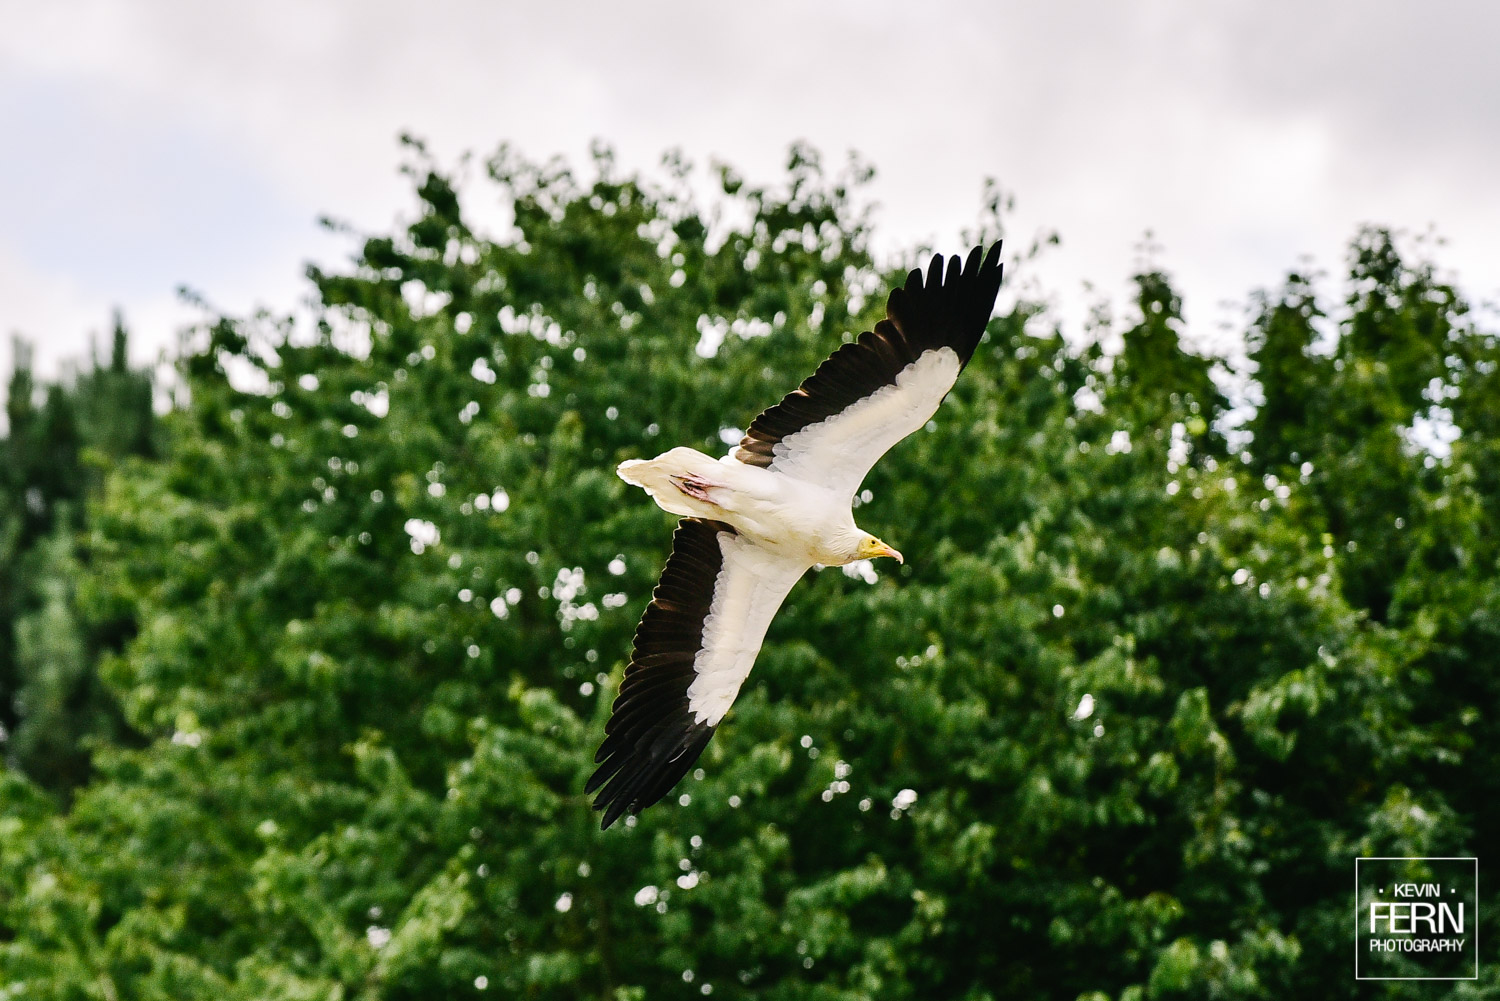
1 141 1495 999
2 319 154 794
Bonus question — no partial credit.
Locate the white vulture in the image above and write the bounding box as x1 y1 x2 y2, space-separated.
587 242 1004 828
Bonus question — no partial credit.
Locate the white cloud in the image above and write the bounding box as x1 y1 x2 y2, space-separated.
1 0 1496 393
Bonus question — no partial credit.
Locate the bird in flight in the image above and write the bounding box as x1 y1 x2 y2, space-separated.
587 243 1004 828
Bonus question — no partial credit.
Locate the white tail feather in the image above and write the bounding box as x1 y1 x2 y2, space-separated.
617 447 726 518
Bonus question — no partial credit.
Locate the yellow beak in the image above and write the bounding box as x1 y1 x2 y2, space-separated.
871 541 904 564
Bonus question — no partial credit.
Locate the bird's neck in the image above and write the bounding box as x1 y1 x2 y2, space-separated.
827 524 868 566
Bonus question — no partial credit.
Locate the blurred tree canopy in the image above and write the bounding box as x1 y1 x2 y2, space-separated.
0 140 1495 999
1 317 154 793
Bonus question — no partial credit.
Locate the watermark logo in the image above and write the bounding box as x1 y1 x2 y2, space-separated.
1356 857 1478 981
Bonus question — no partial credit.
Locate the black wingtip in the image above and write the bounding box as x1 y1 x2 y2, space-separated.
963 243 983 275
982 240 1003 273
593 717 717 829
926 253 944 290
885 241 1005 368
588 519 732 830
734 241 1004 471
908 241 1002 290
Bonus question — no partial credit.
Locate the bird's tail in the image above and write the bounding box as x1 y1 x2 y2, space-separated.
618 447 727 519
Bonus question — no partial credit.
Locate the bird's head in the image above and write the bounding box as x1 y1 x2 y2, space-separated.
852 533 903 565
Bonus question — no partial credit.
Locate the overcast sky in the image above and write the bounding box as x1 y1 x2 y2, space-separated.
3 0 1497 385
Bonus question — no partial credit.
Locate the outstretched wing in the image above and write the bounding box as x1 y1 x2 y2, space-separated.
732 242 1003 499
587 518 808 829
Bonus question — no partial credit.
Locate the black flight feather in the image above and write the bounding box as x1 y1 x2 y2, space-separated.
587 518 732 829
736 241 1003 469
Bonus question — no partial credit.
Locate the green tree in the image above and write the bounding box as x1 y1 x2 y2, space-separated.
1110 267 1228 462
1257 229 1468 622
1244 271 1331 475
1 317 155 791
0 144 1494 1000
